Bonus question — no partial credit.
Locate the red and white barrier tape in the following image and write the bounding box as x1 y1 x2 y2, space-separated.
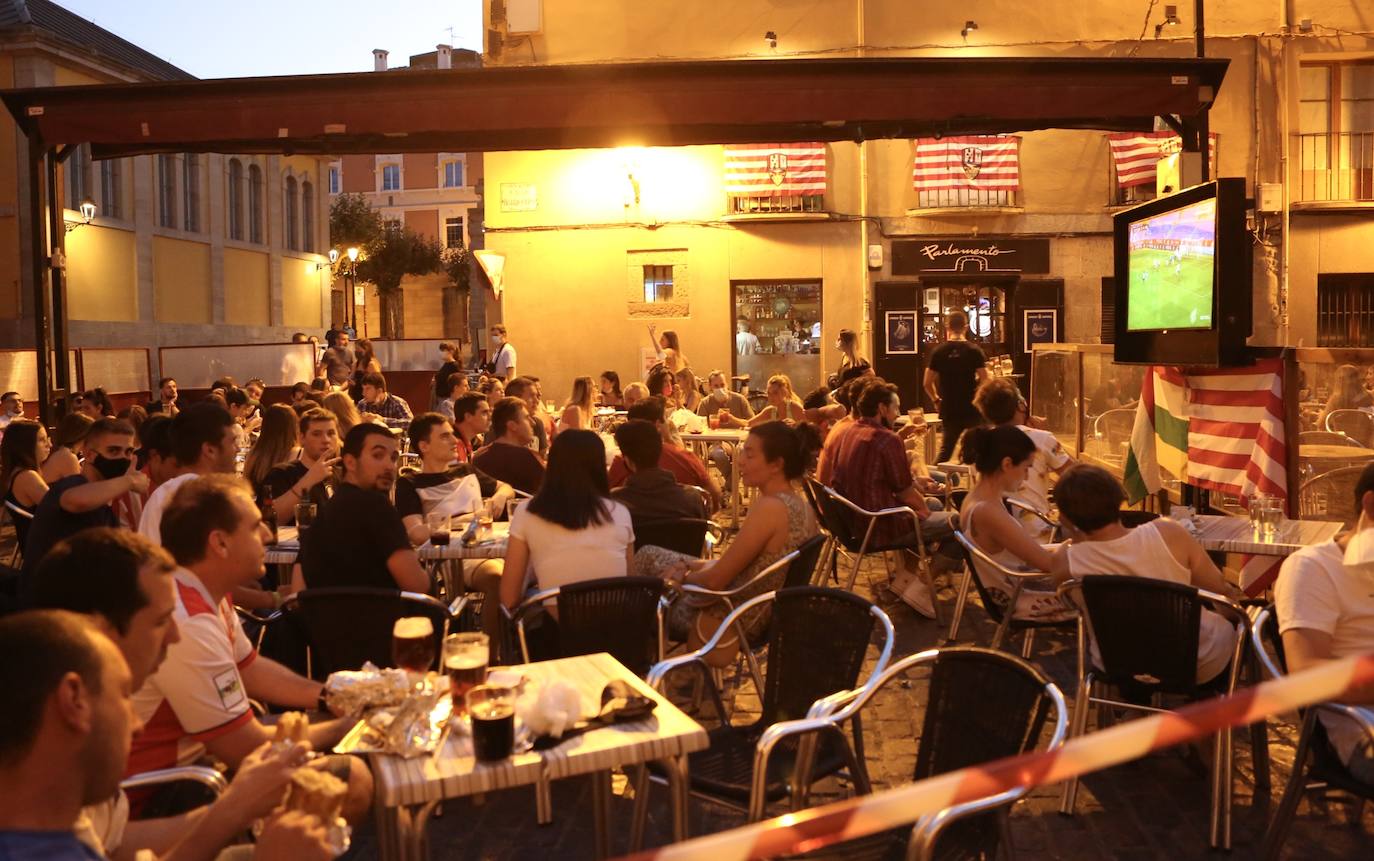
616 651 1374 861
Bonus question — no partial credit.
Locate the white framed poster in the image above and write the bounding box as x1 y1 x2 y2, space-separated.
885 311 918 355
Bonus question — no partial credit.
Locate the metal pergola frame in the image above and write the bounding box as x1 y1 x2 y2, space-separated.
1 56 1228 423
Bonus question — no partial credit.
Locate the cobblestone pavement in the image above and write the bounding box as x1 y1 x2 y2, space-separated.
346 553 1374 860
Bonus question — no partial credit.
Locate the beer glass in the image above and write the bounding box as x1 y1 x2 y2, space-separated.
466 683 516 762
294 501 317 536
391 617 436 674
427 512 451 546
443 632 489 715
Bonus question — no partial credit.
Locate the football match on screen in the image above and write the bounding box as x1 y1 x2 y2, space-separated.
1126 197 1217 332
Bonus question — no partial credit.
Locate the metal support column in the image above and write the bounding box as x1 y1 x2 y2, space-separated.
47 147 72 400
26 141 52 426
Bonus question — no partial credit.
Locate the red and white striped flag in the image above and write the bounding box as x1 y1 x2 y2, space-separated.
723 143 826 195
1108 131 1219 188
912 135 1020 191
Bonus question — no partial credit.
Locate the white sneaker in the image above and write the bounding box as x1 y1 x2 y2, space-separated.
890 568 937 619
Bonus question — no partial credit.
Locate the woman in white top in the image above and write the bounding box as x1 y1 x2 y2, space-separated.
647 325 689 374
1057 464 1245 684
957 425 1075 622
500 429 635 610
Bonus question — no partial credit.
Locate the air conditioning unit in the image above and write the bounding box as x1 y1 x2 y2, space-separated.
1156 150 1203 196
505 0 542 35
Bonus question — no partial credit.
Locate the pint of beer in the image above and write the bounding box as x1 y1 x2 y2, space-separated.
443 632 489 716
391 616 436 673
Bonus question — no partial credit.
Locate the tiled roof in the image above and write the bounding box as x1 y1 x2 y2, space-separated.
0 0 191 81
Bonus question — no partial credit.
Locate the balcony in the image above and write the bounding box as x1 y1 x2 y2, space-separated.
908 187 1019 213
1296 131 1374 207
723 191 828 222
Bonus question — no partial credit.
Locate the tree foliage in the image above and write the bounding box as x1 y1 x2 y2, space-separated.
357 223 443 294
328 193 383 250
441 244 472 293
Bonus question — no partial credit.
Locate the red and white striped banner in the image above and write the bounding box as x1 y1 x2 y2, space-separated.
1108 131 1219 188
912 135 1020 191
723 143 826 195
615 651 1374 861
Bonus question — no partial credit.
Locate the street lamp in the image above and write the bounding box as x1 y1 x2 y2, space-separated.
332 246 362 334
64 197 97 233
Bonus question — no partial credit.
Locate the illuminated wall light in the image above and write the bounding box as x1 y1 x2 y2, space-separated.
960 20 978 40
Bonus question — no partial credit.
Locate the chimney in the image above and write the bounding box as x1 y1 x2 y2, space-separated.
372 49 389 72
436 44 452 70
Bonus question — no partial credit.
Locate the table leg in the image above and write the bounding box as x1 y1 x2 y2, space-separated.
664 754 691 843
376 804 403 861
590 770 613 860
406 799 440 861
628 765 651 851
535 773 553 824
730 444 742 529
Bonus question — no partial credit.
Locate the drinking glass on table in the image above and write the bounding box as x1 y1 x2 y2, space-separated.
467 683 516 761
444 632 490 716
505 498 522 522
427 512 451 546
294 501 316 535
391 617 436 674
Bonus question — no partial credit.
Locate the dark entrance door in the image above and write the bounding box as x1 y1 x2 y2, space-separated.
873 281 923 411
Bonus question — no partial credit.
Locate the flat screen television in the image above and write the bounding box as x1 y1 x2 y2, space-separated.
1112 178 1252 366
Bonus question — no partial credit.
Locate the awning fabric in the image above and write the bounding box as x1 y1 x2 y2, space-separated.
0 56 1229 159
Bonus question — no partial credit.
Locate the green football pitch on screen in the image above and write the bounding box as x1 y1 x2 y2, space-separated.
1126 246 1215 331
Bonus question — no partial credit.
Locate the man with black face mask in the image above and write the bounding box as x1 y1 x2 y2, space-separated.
21 418 148 591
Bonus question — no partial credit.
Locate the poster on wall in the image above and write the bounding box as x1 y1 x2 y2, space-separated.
884 311 918 355
1023 308 1058 353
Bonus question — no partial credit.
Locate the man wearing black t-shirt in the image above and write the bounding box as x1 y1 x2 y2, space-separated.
395 413 510 546
298 423 429 593
263 408 340 523
472 397 546 495
923 310 989 464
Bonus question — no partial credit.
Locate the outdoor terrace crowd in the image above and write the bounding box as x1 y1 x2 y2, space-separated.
0 309 1372 860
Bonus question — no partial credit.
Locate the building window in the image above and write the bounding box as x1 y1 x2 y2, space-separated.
248 164 263 244
1298 62 1374 202
444 216 465 248
301 181 315 253
1317 274 1374 346
284 175 299 251
66 144 92 211
157 154 177 229
911 135 1021 209
328 164 340 195
98 158 122 221
182 154 200 233
381 163 401 191
643 265 674 302
442 160 464 188
227 158 244 241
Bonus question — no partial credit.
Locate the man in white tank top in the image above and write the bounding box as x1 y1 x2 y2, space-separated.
1056 465 1245 684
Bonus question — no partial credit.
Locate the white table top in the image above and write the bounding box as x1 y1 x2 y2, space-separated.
369 652 708 807
679 428 750 444
1191 514 1343 557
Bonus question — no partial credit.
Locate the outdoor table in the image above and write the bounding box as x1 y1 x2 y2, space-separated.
369 652 708 861
1298 443 1374 463
1190 514 1342 557
680 427 749 528
264 525 300 566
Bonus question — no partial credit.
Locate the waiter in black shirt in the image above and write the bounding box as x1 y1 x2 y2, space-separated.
923 310 990 464
297 423 429 593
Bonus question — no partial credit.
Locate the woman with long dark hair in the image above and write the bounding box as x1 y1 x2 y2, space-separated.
636 420 820 641
42 412 94 483
598 371 623 408
499 429 634 609
646 324 689 374
1 419 51 552
243 404 300 498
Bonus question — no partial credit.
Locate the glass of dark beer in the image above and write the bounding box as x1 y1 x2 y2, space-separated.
427 512 451 546
466 683 516 762
443 632 489 716
391 617 436 674
294 501 317 537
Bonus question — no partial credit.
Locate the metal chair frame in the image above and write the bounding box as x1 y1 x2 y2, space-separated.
1056 576 1249 851
3 499 32 567
120 764 228 796
1325 408 1374 446
1297 430 1361 447
1297 465 1366 523
797 646 1069 861
816 483 934 606
503 577 667 672
632 588 895 835
947 530 1074 657
1250 605 1374 861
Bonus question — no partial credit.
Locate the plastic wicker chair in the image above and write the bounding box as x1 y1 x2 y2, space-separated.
630 587 895 842
1298 466 1365 524
946 531 1075 655
1057 576 1249 850
281 587 462 680
1325 409 1374 447
778 647 1069 861
506 576 666 677
633 517 719 557
3 500 32 567
1251 605 1374 860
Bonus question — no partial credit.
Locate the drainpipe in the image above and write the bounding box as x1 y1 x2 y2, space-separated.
856 0 872 362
